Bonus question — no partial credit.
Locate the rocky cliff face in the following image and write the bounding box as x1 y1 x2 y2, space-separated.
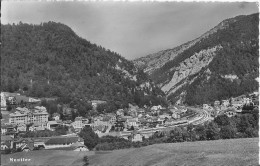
134 13 259 105
161 45 222 94
133 16 236 75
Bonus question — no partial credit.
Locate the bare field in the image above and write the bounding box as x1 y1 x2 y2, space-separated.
1 150 95 166
89 138 259 166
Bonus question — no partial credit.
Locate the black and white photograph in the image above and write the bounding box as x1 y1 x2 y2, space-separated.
1 0 259 166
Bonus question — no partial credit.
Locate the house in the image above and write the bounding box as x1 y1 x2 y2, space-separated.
171 112 181 119
3 124 17 134
28 125 36 132
114 119 125 131
137 113 143 118
221 100 230 107
1 135 14 150
91 100 107 110
214 101 220 107
116 109 124 116
7 96 16 105
157 118 164 125
230 98 244 108
72 117 83 129
62 105 74 116
243 98 252 105
224 109 237 117
93 117 109 127
14 138 34 150
129 131 143 142
164 119 175 126
28 97 41 103
17 123 27 132
125 117 139 128
1 92 7 110
47 121 60 131
9 106 49 125
33 122 47 131
151 105 163 111
51 112 60 121
20 143 34 152
93 125 106 134
71 142 88 151
203 104 209 110
1 125 8 135
159 113 171 119
207 106 214 111
208 108 218 117
107 113 117 124
44 136 84 149
82 118 89 125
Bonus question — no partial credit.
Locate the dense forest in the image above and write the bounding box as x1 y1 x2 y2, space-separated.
1 22 167 111
151 13 259 105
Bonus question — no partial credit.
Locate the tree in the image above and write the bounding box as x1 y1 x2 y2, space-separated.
168 127 184 143
79 126 99 150
83 156 89 166
245 127 258 137
194 125 207 140
205 122 220 140
130 125 134 130
55 125 68 135
214 115 230 126
237 115 251 133
7 105 12 111
220 125 236 139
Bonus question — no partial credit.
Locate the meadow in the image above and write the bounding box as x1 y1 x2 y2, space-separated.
1 138 258 166
89 138 259 166
1 150 94 166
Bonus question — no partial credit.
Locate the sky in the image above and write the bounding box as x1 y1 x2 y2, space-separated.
1 1 259 60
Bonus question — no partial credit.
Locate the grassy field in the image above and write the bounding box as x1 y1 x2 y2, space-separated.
1 138 258 166
89 138 259 166
1 150 95 166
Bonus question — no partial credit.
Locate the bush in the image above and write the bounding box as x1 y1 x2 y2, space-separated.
83 156 89 166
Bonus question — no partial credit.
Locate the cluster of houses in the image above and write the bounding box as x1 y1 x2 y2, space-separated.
1 92 41 111
202 92 259 118
1 92 199 152
1 134 88 152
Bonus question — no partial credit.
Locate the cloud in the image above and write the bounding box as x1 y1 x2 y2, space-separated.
1 1 259 60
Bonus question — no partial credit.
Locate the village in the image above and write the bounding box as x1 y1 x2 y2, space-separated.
1 91 258 153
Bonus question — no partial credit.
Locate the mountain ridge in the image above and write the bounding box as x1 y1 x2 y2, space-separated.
133 13 259 105
133 14 245 74
1 21 167 109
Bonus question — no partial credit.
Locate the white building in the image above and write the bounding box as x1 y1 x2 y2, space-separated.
72 117 83 129
126 117 138 127
71 142 88 151
221 100 230 107
203 104 209 110
9 106 49 125
131 133 143 142
52 113 60 121
151 105 162 111
243 98 252 105
1 92 7 110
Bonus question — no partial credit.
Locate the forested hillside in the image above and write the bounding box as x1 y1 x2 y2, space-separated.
1 22 167 109
135 13 259 105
